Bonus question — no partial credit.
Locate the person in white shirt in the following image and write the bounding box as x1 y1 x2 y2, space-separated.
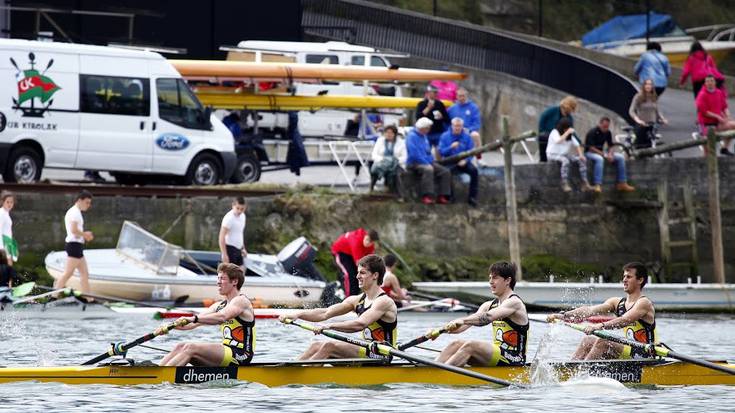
545 118 592 193
54 190 94 293
370 125 407 192
219 197 247 267
0 192 15 266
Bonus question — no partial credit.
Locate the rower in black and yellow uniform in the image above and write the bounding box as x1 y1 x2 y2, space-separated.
548 262 657 360
435 261 529 367
158 263 255 366
279 254 398 361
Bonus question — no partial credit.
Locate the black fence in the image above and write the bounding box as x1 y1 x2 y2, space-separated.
302 0 637 123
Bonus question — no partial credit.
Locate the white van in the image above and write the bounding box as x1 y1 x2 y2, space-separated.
222 41 405 137
0 39 235 185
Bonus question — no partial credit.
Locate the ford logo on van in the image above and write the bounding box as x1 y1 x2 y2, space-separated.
156 133 190 151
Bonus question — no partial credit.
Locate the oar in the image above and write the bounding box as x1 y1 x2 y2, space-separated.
531 315 735 377
11 288 68 306
397 328 447 351
397 298 457 313
37 285 189 309
284 318 522 387
11 281 36 298
82 318 189 365
410 291 479 311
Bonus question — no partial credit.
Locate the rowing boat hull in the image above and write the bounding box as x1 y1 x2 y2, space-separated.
195 92 453 110
1 360 733 386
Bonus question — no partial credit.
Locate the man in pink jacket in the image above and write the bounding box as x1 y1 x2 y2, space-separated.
696 75 735 156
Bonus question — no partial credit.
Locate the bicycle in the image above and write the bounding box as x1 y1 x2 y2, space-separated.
612 122 669 159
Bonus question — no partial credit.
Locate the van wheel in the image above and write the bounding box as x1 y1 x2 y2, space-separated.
3 147 42 183
185 153 221 186
231 153 261 183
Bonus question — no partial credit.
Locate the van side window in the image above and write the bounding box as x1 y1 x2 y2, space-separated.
370 56 387 67
156 78 209 130
305 54 339 64
351 56 365 66
80 75 150 116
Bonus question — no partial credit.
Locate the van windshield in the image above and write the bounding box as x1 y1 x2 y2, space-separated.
156 78 210 130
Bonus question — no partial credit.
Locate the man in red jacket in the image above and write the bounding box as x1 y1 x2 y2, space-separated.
696 74 735 156
332 228 379 297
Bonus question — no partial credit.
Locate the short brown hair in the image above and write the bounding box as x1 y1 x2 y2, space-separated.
367 229 379 242
217 263 245 289
623 262 648 288
489 261 518 289
358 254 386 284
76 190 93 201
1 191 14 203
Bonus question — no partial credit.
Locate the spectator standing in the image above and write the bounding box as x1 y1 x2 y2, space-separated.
634 42 671 96
406 118 452 205
696 74 735 156
584 117 635 193
439 118 479 207
680 41 726 99
0 192 16 265
430 79 458 101
331 228 379 297
416 85 450 147
448 87 483 158
370 125 406 192
381 253 410 307
219 197 248 267
629 79 668 149
53 191 94 294
546 118 592 193
538 96 578 162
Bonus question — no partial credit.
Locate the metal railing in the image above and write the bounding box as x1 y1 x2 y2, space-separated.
302 0 637 123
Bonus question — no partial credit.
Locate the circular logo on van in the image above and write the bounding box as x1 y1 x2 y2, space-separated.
156 133 190 151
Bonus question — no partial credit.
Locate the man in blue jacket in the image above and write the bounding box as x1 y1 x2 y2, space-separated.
406 118 451 205
439 118 479 207
634 42 671 96
448 88 482 156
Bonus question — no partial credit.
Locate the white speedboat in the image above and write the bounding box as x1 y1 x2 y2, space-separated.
45 221 328 307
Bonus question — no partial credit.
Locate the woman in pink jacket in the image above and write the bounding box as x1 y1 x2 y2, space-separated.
680 41 725 99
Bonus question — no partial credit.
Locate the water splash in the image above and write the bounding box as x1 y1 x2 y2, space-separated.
528 321 567 386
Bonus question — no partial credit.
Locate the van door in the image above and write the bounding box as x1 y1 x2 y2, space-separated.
152 77 207 174
77 56 152 172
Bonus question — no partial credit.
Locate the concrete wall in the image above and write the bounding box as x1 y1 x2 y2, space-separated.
8 157 734 283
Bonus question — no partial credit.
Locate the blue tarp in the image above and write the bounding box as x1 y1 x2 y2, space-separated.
582 12 681 46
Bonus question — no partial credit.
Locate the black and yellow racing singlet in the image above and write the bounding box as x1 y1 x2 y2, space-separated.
616 296 657 358
216 297 255 365
488 294 528 366
355 292 397 347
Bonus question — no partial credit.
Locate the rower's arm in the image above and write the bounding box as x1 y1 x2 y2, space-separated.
445 301 493 334
285 297 357 322
325 296 393 333
596 297 653 330
553 297 619 322
174 302 218 330
195 296 250 325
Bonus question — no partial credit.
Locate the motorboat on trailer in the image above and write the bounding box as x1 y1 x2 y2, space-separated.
44 221 329 307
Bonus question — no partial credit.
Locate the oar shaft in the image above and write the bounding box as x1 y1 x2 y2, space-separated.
410 291 479 311
37 285 184 309
287 319 519 387
12 288 67 305
398 328 446 351
82 319 187 365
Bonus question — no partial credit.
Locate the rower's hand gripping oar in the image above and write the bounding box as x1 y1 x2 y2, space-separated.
82 318 190 366
283 318 524 388
398 328 447 351
532 314 735 377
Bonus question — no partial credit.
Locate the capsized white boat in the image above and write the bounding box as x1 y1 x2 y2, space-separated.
45 221 330 307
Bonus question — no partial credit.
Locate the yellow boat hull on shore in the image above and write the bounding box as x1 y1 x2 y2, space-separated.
1 359 733 386
194 91 452 110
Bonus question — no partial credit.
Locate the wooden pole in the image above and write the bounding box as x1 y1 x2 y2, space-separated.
502 117 522 280
657 179 671 279
706 127 725 283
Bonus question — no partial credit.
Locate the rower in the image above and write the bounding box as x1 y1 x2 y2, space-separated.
547 262 657 360
381 253 410 307
157 263 255 366
279 254 397 361
435 261 528 367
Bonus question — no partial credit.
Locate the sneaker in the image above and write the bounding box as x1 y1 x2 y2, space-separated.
720 148 735 157
468 198 478 207
437 195 450 204
591 184 602 193
581 182 593 192
616 182 636 192
561 182 572 193
421 195 435 205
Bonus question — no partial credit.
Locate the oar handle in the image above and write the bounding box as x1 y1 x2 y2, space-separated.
398 328 447 351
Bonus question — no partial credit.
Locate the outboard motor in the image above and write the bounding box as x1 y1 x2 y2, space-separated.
277 237 326 282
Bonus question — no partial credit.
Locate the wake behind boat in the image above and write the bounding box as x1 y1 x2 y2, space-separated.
44 221 329 307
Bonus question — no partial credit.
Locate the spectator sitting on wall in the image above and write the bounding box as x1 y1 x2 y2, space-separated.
584 117 635 193
416 85 450 147
546 118 592 193
370 125 407 192
538 96 578 162
381 253 410 308
439 118 479 207
406 117 452 205
448 87 483 161
696 74 735 156
629 79 668 149
634 42 671 97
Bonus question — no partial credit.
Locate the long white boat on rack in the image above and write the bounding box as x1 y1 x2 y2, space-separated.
413 279 735 311
45 221 328 307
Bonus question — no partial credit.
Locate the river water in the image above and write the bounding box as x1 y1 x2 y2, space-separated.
1 311 733 412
